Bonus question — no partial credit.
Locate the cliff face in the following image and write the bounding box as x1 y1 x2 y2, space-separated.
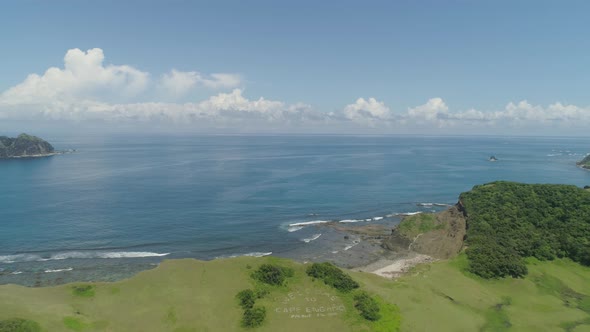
0 134 55 158
382 205 467 259
577 155 590 169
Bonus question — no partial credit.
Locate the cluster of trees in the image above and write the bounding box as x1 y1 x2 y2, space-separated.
460 181 590 278
251 263 294 286
306 262 360 292
353 291 381 321
236 263 294 328
236 289 267 328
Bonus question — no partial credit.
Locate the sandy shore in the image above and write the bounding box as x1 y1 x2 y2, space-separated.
359 252 436 278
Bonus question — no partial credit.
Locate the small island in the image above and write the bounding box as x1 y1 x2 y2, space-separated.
0 133 56 158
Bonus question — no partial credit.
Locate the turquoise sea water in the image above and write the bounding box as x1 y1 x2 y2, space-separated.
1 135 589 285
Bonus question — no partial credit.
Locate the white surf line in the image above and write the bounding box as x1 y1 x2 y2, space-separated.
302 234 322 243
44 267 73 273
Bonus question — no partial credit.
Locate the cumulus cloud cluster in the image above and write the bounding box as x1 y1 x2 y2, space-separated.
159 69 241 97
1 48 149 104
1 48 589 134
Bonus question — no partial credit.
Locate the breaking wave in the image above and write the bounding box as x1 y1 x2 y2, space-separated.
287 226 304 232
396 211 422 216
339 219 361 223
0 251 170 264
288 220 331 227
417 203 450 207
44 267 73 273
218 252 273 259
302 234 322 243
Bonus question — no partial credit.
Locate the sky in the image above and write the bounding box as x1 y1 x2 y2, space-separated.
1 0 590 136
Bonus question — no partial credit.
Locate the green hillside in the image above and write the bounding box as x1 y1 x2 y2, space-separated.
1 256 590 331
2 181 590 331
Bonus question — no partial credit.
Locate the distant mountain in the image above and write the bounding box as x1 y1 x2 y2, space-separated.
0 133 55 158
578 154 590 169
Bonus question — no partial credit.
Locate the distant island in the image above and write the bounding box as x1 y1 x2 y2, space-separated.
577 154 590 169
0 133 56 158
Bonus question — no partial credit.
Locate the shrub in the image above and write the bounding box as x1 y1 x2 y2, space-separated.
306 262 359 292
254 288 269 299
354 291 381 321
236 289 256 309
251 264 294 286
241 306 266 328
72 284 95 297
0 318 41 332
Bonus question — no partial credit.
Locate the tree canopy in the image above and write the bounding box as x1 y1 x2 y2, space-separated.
461 181 590 278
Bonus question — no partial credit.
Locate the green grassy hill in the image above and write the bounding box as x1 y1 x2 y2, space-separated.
1 255 590 331
3 181 590 331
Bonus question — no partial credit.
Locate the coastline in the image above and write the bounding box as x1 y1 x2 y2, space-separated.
0 204 456 287
0 150 73 159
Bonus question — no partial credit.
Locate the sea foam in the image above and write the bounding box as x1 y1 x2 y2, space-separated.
289 220 331 227
221 252 273 259
302 234 322 243
44 267 73 273
0 251 170 264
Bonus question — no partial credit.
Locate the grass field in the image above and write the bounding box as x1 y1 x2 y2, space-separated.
1 255 589 331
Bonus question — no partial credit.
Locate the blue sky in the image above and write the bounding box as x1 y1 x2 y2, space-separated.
2 1 590 135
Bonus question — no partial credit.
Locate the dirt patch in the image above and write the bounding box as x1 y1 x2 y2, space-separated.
359 252 436 278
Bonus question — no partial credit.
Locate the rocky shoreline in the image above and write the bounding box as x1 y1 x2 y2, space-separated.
330 204 467 279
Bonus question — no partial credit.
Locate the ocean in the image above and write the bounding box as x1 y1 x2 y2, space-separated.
1 134 589 286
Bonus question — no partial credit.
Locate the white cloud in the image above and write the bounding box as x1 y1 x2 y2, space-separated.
0 89 322 128
340 97 392 126
159 70 199 97
159 70 241 97
202 73 242 89
3 47 590 134
1 48 149 104
408 98 448 122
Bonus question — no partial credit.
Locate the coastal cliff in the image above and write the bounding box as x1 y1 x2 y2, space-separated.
577 154 590 169
383 181 590 279
382 205 466 259
0 134 55 158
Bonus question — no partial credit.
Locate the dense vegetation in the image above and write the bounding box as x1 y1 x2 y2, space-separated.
306 262 360 292
461 181 590 278
251 263 294 286
353 291 381 321
0 133 54 158
0 318 41 332
234 263 295 328
241 306 266 328
236 289 256 309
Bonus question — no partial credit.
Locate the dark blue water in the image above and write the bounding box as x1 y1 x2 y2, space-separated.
1 135 589 285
